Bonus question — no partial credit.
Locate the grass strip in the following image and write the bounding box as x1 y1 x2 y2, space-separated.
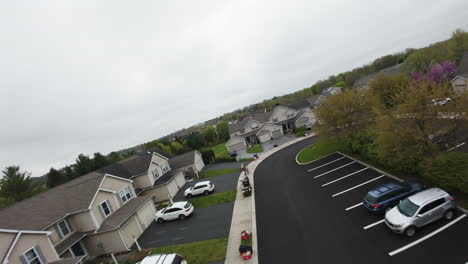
247 144 263 154
190 190 236 208
200 168 240 178
296 139 342 163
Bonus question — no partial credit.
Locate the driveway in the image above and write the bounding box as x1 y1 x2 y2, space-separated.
173 171 240 201
236 134 296 159
137 202 234 248
254 137 468 264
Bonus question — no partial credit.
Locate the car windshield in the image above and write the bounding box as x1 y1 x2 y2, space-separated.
365 193 378 204
184 202 191 209
397 198 419 217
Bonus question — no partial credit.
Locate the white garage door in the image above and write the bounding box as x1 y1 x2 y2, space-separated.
137 201 155 229
174 172 186 188
258 133 271 143
122 217 142 248
167 180 179 198
272 129 282 138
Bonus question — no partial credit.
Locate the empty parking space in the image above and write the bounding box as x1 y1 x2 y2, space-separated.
302 152 468 260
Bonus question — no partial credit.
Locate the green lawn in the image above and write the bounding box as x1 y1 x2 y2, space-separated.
211 142 230 158
296 140 342 164
190 190 236 208
200 168 240 178
149 238 228 264
247 144 263 154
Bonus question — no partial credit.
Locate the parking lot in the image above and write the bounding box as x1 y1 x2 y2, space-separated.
255 136 468 264
138 166 241 249
302 152 468 261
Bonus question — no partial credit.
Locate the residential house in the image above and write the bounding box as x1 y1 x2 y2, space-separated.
0 172 157 263
226 97 318 154
450 51 468 93
99 150 186 203
353 64 403 90
168 151 205 178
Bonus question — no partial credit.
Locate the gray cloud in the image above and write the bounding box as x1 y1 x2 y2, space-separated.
1 0 467 176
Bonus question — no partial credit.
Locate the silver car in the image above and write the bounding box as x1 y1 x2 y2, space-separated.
385 188 456 237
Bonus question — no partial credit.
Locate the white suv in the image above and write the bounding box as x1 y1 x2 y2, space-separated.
184 181 215 198
156 201 194 223
138 253 187 264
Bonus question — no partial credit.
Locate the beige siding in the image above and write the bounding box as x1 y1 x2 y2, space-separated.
101 176 135 195
8 233 59 263
152 153 169 167
91 191 121 226
451 77 468 93
83 231 128 256
133 173 153 190
295 110 316 128
148 162 162 186
194 152 205 172
121 217 142 249
136 201 156 229
258 131 271 143
227 137 246 153
69 210 97 232
269 106 297 123
45 218 76 245
174 171 186 187
0 232 16 261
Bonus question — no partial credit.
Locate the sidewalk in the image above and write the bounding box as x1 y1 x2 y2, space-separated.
224 134 315 264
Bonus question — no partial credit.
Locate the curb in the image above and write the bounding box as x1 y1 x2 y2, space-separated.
294 133 318 165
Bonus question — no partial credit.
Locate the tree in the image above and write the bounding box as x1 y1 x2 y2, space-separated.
186 132 207 150
46 167 66 188
448 29 468 64
170 141 185 155
368 73 409 110
93 152 110 170
74 154 94 176
216 120 230 142
314 89 376 142
108 152 122 163
202 126 217 143
0 166 36 202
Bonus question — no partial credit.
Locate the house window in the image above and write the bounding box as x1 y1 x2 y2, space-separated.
251 124 258 129
99 200 112 217
24 248 42 264
161 163 169 173
57 219 71 238
152 168 159 180
240 129 245 133
118 187 132 204
272 118 278 123
286 112 295 118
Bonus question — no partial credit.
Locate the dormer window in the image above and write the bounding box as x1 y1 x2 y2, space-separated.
286 112 295 118
251 124 258 129
272 118 278 123
118 187 132 204
240 129 245 133
161 163 169 173
152 168 159 179
99 200 112 217
56 219 72 239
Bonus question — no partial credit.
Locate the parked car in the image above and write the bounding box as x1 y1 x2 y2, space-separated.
156 201 194 223
385 188 456 237
184 181 215 198
363 182 423 214
138 253 187 264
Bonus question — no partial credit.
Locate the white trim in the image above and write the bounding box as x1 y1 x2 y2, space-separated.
56 219 71 238
99 200 112 217
68 248 75 257
153 151 169 160
89 211 100 230
2 232 21 264
47 236 60 260
449 75 468 83
87 177 107 210
98 188 115 193
0 229 52 235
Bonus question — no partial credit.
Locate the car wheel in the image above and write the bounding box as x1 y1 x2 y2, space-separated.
405 226 416 237
444 209 454 221
187 193 192 199
204 190 209 195
179 214 186 220
157 218 164 224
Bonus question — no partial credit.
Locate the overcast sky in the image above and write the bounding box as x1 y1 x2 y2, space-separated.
1 0 467 176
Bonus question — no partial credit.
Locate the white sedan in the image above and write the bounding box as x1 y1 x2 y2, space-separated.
156 201 194 223
184 181 215 198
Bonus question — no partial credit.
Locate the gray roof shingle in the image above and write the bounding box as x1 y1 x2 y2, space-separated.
153 170 181 187
0 172 105 230
169 151 196 169
96 195 154 233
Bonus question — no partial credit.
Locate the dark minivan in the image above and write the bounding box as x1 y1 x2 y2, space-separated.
363 182 423 214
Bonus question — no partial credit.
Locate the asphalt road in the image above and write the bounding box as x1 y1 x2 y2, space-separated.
255 136 468 264
137 201 234 248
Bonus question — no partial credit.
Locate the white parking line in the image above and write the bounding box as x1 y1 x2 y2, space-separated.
313 161 356 178
345 202 363 211
388 214 467 256
322 168 368 187
363 219 385 230
307 157 345 172
332 175 385 197
448 142 465 151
